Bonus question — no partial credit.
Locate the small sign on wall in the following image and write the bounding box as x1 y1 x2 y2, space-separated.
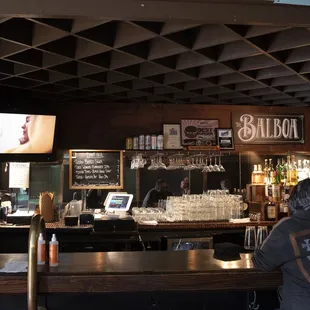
9 162 30 188
232 113 305 144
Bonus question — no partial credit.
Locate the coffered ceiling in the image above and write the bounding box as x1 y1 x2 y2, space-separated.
1 17 310 106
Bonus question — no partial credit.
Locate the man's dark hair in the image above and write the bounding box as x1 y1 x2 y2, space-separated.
155 179 165 190
289 178 310 213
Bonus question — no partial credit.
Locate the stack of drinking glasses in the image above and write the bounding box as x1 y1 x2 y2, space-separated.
244 226 269 250
165 191 244 222
132 207 167 222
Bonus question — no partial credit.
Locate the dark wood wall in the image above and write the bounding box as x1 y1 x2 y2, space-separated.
58 103 310 153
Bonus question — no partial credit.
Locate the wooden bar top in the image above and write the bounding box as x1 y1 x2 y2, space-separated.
137 221 276 231
0 220 276 232
0 250 282 294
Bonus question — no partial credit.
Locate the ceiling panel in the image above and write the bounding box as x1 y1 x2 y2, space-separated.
0 17 309 106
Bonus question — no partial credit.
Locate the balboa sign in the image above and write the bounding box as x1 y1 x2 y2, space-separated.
232 113 304 144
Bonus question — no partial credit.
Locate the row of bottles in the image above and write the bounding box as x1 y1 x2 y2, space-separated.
252 155 310 187
37 233 59 267
264 186 290 221
232 186 289 221
126 134 164 150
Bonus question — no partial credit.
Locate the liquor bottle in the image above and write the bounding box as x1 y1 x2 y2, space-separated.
251 165 258 184
263 159 269 184
265 182 273 201
275 158 282 185
290 155 298 186
286 155 291 186
242 189 250 218
281 158 287 186
297 159 306 182
304 160 310 179
268 159 275 184
257 164 265 184
279 188 289 219
264 198 277 221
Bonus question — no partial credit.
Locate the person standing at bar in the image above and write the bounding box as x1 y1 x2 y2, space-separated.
252 178 310 310
220 179 231 193
142 179 172 208
180 177 190 195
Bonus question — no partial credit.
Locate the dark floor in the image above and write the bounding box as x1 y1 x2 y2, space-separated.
0 291 279 310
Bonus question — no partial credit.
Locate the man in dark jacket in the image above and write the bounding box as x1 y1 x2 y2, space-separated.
252 178 310 310
142 179 172 208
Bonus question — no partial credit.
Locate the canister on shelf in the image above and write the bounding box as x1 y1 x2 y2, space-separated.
126 137 133 150
157 135 164 150
133 137 139 150
139 135 145 150
145 134 151 150
151 135 157 150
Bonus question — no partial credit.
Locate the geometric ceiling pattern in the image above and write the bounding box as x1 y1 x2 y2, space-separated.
1 18 310 106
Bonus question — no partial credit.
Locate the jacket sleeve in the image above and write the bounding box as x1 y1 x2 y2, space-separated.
252 218 293 272
142 190 156 208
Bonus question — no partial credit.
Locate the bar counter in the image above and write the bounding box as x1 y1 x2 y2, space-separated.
0 221 277 253
0 250 282 294
0 220 275 232
137 220 275 231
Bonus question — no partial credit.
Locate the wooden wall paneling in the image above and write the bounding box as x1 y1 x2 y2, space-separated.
58 103 310 153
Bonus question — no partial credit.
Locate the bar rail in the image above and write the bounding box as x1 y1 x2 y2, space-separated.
27 215 46 310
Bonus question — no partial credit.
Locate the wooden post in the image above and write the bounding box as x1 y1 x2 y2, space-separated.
136 169 140 207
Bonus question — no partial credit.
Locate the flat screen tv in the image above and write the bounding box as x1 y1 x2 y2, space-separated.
0 112 58 162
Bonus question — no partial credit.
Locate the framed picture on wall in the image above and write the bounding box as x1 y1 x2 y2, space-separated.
163 124 182 149
216 128 234 150
181 119 219 146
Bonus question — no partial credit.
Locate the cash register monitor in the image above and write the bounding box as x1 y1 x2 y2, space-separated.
104 192 127 207
105 193 133 213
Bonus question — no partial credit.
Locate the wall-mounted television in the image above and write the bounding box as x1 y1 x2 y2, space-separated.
0 112 58 162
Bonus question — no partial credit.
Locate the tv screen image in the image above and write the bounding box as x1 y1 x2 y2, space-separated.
0 113 56 154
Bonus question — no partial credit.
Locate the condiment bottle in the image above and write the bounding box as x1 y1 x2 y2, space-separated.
37 233 46 265
49 234 59 267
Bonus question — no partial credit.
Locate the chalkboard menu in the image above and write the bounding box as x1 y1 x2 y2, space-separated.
69 150 123 189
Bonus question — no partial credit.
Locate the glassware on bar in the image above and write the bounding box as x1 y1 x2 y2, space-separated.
244 226 257 250
165 192 243 222
256 226 268 249
218 154 226 172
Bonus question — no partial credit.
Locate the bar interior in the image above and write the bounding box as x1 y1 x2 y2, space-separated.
1 1 310 309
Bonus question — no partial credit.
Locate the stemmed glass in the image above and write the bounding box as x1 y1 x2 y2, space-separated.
218 154 226 172
157 155 166 170
131 154 147 169
213 156 220 172
184 158 196 171
202 158 211 173
166 158 177 170
208 157 214 172
148 158 157 170
176 154 185 169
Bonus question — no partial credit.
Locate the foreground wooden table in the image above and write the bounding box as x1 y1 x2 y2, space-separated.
0 250 282 294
